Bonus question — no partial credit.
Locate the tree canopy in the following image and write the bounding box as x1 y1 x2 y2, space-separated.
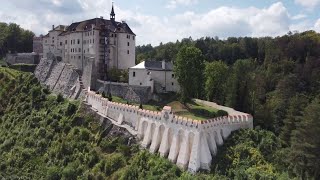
0 22 34 58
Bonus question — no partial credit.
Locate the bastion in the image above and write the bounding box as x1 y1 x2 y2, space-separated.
85 88 253 173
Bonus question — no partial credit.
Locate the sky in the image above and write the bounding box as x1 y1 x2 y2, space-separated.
0 0 320 46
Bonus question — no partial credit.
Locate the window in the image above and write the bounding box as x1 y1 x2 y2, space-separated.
79 48 81 52
115 34 117 38
127 42 130 46
93 31 94 35
111 34 114 37
133 72 135 77
52 37 54 39
71 40 72 45
65 40 67 44
60 42 62 46
90 32 92 36
84 50 85 53
79 56 81 59
140 83 142 85
52 40 54 43
172 82 174 86
78 39 80 44
133 36 135 40
172 74 174 78
127 50 129 54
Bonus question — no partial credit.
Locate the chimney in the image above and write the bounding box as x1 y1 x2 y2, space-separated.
162 60 165 70
52 25 54 30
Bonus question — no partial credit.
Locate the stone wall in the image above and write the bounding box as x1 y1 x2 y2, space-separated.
96 80 152 103
34 53 57 84
82 57 95 89
5 53 40 65
34 53 83 99
86 89 253 173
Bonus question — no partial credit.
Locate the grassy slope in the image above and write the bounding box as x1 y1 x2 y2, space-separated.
112 95 220 120
0 68 290 179
0 69 184 179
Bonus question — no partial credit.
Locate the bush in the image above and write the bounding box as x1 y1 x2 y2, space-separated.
102 91 106 98
217 110 228 117
47 166 61 180
66 103 77 116
56 94 64 103
108 93 112 101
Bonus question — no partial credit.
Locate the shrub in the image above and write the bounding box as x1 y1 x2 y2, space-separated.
108 92 112 101
102 91 106 98
56 94 64 103
66 103 77 116
46 166 61 180
217 110 228 117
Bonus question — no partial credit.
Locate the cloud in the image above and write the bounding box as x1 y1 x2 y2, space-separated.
295 0 320 9
315 19 320 32
166 0 198 9
0 1 318 46
291 14 307 20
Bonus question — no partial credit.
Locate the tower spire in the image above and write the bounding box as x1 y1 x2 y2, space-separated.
110 2 115 21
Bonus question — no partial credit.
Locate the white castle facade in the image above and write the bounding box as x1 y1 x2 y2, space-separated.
41 5 135 81
86 88 253 173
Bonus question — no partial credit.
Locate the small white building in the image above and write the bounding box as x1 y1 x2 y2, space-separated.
129 60 180 93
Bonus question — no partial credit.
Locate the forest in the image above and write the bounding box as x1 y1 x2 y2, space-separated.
0 22 34 58
137 30 320 179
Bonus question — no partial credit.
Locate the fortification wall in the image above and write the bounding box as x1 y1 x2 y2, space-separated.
34 54 56 84
85 89 253 173
5 53 40 65
34 53 83 99
193 99 249 116
82 58 94 89
96 80 152 103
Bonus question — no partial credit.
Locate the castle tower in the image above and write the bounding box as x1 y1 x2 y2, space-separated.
110 3 115 21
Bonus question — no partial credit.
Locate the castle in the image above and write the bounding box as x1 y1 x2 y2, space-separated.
40 4 135 85
31 5 253 173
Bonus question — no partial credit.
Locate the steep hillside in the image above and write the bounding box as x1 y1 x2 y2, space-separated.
0 67 294 179
0 68 182 179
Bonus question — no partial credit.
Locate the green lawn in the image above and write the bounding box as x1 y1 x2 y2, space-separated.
111 95 221 120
